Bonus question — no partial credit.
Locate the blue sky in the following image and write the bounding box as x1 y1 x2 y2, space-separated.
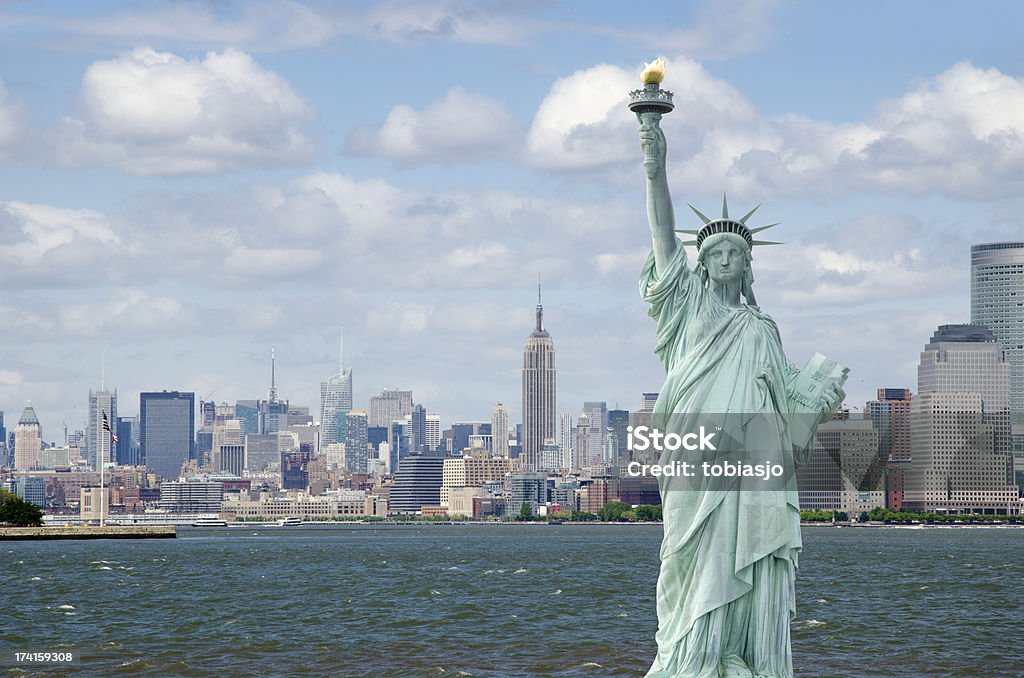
1 0 1022 436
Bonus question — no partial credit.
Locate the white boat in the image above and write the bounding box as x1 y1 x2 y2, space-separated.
276 517 303 527
191 517 228 527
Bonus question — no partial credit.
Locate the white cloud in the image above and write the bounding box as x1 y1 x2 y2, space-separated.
0 78 25 150
51 47 313 175
7 0 547 52
0 201 126 286
525 57 761 174
344 87 524 163
527 59 1024 199
224 247 326 278
59 289 192 336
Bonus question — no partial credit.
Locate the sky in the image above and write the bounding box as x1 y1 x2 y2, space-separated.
1 0 1023 438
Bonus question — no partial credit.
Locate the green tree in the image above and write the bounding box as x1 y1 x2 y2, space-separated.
634 504 664 521
598 500 631 521
0 489 44 527
517 502 533 521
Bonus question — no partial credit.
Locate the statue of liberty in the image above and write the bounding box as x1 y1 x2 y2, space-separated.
631 61 846 678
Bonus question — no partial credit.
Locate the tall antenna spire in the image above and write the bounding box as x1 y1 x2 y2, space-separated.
535 276 544 332
339 326 345 374
269 345 278 403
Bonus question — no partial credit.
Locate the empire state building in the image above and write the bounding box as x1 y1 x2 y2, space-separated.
522 284 556 470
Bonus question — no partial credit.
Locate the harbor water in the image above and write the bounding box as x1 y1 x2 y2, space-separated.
3 524 1022 677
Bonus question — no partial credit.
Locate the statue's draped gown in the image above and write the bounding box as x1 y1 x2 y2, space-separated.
641 243 801 678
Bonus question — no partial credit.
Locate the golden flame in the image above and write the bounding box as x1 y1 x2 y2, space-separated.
641 58 666 85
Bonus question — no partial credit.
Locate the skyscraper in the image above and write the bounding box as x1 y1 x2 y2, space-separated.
492 403 510 459
320 330 353 448
13 403 41 470
865 388 912 463
972 241 1024 492
87 387 117 470
344 410 369 474
582 401 608 467
608 408 630 466
972 242 1024 424
140 391 195 481
116 416 141 466
410 404 427 454
522 284 556 470
559 412 574 470
259 347 289 435
903 325 1017 513
368 388 414 428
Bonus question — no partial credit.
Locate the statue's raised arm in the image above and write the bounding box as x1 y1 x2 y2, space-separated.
637 112 678 276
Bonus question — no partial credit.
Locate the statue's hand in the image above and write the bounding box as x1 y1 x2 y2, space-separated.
819 382 845 419
637 112 666 178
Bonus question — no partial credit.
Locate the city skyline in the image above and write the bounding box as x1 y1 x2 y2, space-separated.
1 2 1023 431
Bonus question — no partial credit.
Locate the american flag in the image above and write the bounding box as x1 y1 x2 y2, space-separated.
102 411 119 443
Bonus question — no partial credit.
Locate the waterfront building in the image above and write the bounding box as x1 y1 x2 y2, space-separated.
87 387 117 470
80 486 109 522
223 489 370 521
492 403 510 459
159 480 224 513
140 391 195 481
13 403 42 470
583 477 619 514
388 455 444 514
972 242 1024 492
12 476 45 507
510 472 548 515
522 285 556 471
797 415 883 514
903 325 1018 514
441 455 510 506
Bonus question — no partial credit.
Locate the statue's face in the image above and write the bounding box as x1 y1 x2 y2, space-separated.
702 240 747 285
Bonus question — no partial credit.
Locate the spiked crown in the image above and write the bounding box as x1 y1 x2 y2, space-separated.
678 195 781 251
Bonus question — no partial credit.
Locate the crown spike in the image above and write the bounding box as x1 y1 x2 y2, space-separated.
752 240 782 246
748 223 779 234
738 204 761 224
721 194 729 219
676 229 701 235
688 204 712 225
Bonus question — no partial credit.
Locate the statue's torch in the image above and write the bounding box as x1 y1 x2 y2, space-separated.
628 59 675 175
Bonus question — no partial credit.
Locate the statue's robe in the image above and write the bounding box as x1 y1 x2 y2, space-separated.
641 244 801 678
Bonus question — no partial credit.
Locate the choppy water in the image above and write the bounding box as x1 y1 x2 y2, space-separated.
2 524 1022 677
